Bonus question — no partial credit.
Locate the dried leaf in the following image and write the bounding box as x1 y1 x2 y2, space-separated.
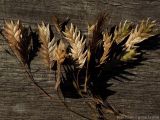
89 13 107 52
52 16 70 33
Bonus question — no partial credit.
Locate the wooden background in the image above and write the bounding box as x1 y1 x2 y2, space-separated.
0 0 160 120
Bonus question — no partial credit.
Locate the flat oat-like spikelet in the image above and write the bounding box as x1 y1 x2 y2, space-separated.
38 22 56 70
63 23 87 68
3 20 32 65
113 20 132 44
100 32 112 64
3 20 22 55
52 40 66 64
120 49 139 62
125 19 156 51
52 40 66 90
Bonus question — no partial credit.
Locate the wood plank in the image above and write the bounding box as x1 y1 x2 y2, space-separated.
0 0 160 120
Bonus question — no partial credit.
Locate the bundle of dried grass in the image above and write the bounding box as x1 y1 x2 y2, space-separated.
1 14 158 120
3 20 52 99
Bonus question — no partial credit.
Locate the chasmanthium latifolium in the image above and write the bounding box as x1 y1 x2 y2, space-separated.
2 13 158 120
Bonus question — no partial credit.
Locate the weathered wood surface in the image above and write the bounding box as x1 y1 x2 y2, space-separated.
0 0 160 120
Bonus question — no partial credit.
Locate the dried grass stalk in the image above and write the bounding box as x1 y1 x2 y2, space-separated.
3 20 22 61
63 23 87 68
125 19 156 51
52 40 66 64
100 32 112 64
3 20 33 65
38 22 56 70
53 41 66 90
113 20 132 44
3 20 21 50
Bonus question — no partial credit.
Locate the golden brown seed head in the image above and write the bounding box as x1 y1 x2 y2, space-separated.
125 19 156 50
63 23 87 68
38 22 56 69
100 32 112 64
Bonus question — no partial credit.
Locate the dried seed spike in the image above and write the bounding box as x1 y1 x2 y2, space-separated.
113 20 132 44
3 20 35 66
3 20 22 52
120 49 139 62
52 40 66 64
38 22 56 70
100 32 112 64
125 19 156 51
63 23 87 68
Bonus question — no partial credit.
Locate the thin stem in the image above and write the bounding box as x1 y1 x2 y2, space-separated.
75 70 83 96
55 62 61 90
22 64 52 99
56 86 93 120
48 67 51 82
84 52 90 92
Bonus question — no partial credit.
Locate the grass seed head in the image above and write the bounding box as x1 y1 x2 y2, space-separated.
63 23 87 68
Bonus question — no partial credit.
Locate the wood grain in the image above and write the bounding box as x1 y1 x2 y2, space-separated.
0 0 160 120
